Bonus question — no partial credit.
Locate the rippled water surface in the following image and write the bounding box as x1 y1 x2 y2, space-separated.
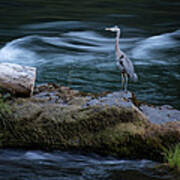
0 0 180 108
0 0 180 179
0 149 174 180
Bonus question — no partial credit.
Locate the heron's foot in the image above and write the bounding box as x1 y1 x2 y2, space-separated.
122 89 128 94
120 87 128 94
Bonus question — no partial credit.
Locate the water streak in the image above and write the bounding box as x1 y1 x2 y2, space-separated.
0 150 172 180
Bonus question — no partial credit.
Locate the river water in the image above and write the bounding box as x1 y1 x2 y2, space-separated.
0 149 174 180
0 0 180 179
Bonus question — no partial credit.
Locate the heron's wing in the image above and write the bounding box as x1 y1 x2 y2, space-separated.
117 53 135 78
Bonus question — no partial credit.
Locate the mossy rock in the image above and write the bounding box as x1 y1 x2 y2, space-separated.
0 86 180 161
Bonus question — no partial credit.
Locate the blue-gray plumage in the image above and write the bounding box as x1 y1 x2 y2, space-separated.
105 26 138 91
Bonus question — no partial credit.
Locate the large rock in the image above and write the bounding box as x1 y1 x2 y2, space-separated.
0 84 179 161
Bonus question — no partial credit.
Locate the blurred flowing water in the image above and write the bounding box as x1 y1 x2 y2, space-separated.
0 150 173 180
0 0 180 179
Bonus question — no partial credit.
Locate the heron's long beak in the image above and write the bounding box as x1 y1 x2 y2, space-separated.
105 27 111 31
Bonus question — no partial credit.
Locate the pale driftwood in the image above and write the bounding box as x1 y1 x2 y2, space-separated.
0 63 36 97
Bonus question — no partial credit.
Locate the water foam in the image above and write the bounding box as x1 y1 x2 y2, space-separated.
131 30 180 65
0 36 42 66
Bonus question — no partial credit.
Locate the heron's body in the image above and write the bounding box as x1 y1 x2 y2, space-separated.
105 26 137 90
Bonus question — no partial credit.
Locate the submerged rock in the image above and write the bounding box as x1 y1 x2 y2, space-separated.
0 84 179 161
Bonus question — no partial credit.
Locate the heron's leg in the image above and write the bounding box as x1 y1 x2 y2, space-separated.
124 73 128 92
121 73 124 90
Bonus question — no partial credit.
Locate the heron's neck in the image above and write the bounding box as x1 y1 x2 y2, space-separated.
115 30 121 57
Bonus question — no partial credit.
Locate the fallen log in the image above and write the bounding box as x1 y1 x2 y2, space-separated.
0 63 36 97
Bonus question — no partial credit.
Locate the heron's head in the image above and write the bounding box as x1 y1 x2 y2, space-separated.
105 25 120 33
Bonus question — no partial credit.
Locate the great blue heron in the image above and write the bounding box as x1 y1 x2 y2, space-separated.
105 26 138 91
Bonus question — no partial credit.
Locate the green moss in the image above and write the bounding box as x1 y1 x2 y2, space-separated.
0 95 179 162
0 99 11 128
0 99 11 115
163 143 180 172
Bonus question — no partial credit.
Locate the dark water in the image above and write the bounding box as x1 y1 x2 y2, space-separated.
0 0 180 108
0 0 180 179
0 149 174 180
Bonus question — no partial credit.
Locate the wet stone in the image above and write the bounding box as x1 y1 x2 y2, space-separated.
140 104 180 124
84 91 134 108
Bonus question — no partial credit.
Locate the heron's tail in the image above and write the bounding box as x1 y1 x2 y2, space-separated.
131 73 138 82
